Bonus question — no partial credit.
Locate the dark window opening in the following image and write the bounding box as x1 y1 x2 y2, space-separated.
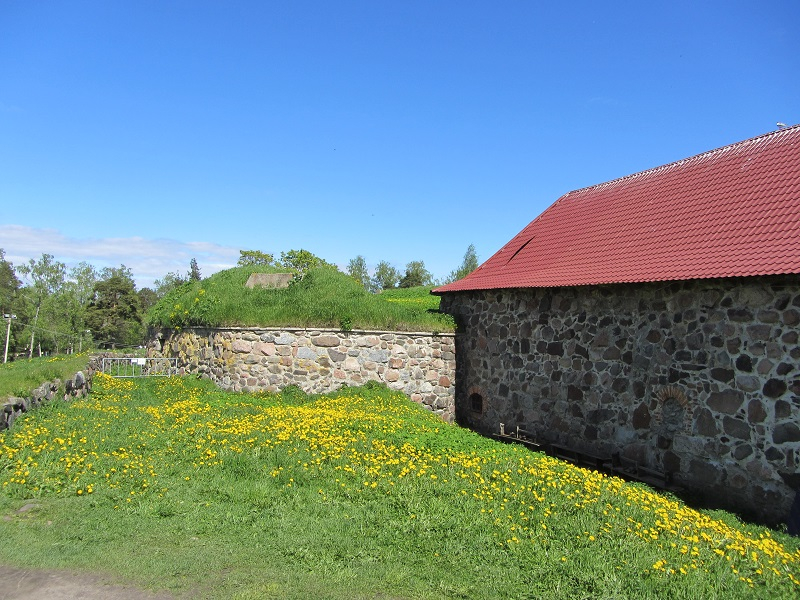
469 393 483 413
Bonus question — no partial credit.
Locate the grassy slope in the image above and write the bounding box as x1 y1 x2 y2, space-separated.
146 266 454 332
0 353 89 399
1 375 798 599
378 285 444 312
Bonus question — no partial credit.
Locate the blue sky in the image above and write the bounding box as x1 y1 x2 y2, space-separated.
1 1 798 288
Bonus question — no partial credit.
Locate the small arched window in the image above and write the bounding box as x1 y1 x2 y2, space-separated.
469 393 484 414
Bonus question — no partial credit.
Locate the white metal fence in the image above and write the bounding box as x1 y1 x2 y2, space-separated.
100 357 179 378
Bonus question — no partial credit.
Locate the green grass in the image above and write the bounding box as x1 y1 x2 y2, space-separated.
0 353 89 399
379 285 444 311
146 266 454 332
1 375 798 599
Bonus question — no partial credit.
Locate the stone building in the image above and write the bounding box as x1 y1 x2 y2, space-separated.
434 125 800 524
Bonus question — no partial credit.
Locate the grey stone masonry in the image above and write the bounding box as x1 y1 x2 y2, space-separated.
151 327 456 422
438 275 800 524
1 369 92 431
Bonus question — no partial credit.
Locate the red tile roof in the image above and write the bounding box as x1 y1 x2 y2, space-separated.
434 125 800 294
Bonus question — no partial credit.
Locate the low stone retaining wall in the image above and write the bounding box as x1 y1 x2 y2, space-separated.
1 370 92 431
151 327 456 422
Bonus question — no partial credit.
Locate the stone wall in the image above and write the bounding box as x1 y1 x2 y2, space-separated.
151 327 456 422
1 369 92 431
438 275 800 524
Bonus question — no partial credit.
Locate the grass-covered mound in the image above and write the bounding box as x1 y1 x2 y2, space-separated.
1 375 798 599
146 266 455 332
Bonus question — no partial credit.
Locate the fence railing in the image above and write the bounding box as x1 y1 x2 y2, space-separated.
101 357 179 378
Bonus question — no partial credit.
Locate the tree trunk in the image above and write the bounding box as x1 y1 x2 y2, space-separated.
28 303 40 359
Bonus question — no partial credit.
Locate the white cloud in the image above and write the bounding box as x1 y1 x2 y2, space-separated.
0 225 239 289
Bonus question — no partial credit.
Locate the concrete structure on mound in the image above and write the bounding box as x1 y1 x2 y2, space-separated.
245 273 293 289
150 327 456 422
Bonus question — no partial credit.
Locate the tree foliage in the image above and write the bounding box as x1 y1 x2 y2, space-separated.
40 288 82 354
137 287 158 314
279 249 335 277
0 249 21 316
237 250 276 268
56 261 100 352
445 243 479 284
0 249 24 356
347 255 375 292
371 261 400 291
99 264 134 282
153 272 187 299
86 275 143 349
18 253 66 299
17 253 67 357
4 254 103 356
67 262 99 306
399 260 433 288
188 258 202 282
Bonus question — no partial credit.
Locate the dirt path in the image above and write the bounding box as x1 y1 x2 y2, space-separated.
0 566 175 600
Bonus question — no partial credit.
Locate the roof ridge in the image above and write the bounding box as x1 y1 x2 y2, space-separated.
563 123 800 198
